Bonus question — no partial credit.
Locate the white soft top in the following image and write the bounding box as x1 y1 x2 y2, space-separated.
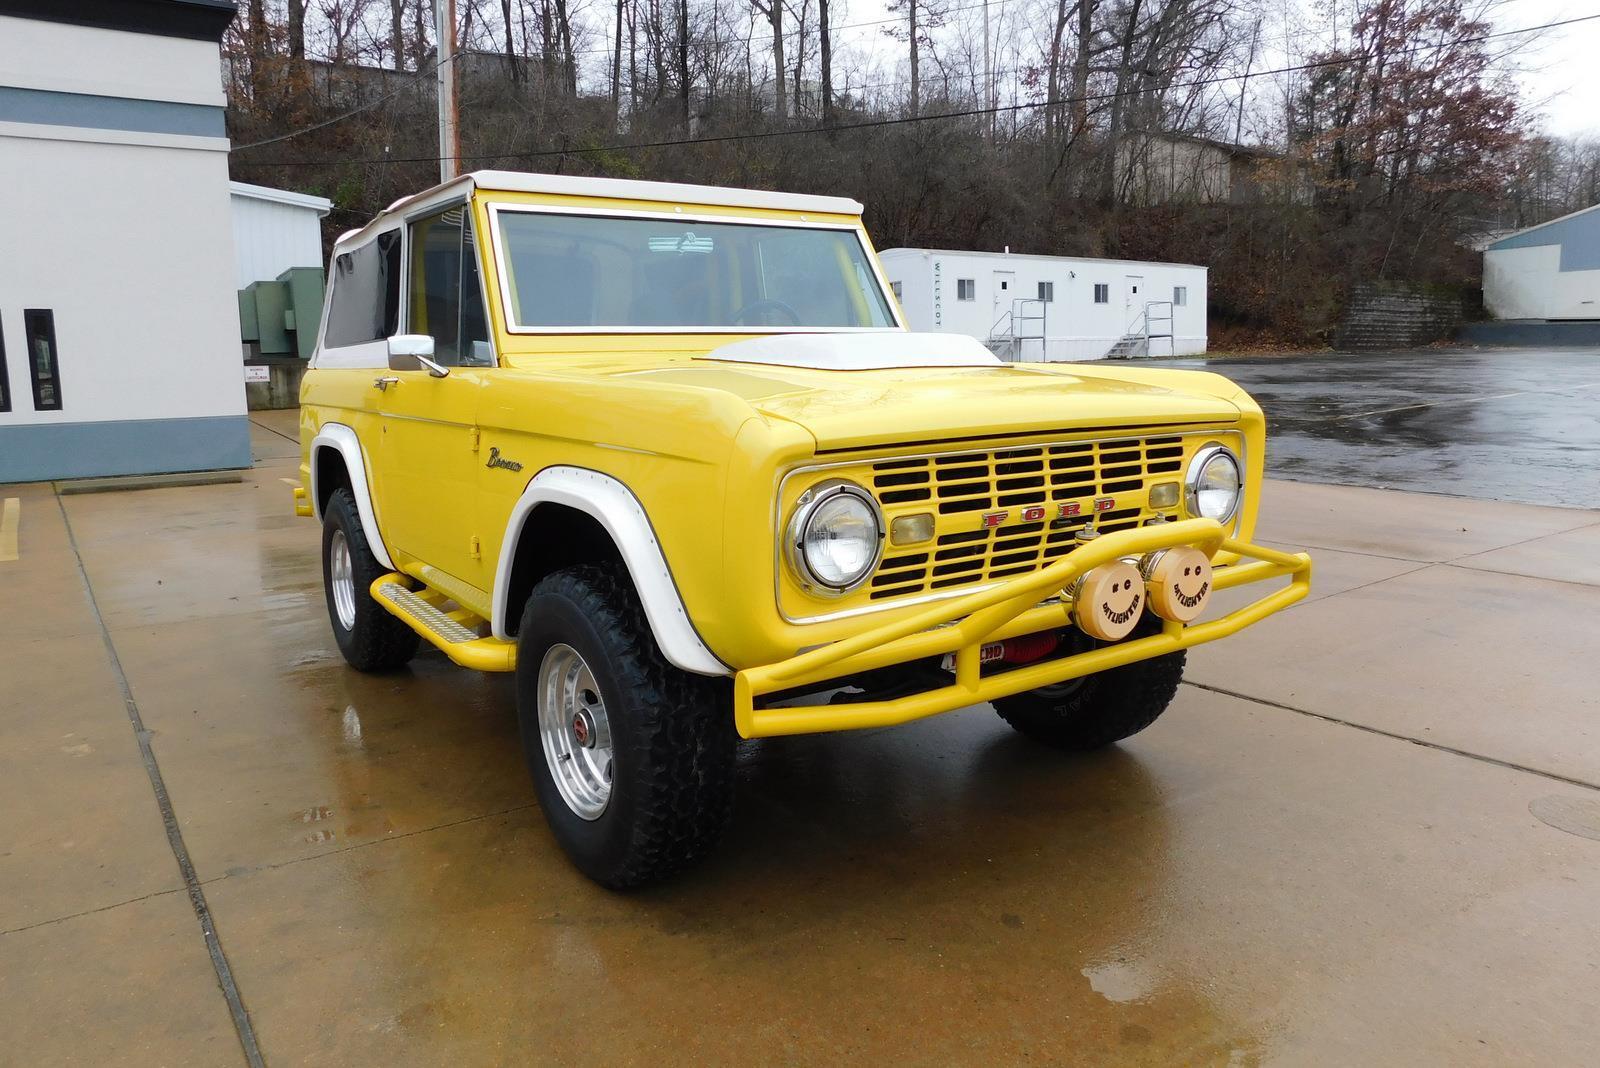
698 332 1002 371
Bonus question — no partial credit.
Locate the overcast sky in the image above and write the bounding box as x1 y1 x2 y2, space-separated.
1506 1 1600 138
808 0 1598 141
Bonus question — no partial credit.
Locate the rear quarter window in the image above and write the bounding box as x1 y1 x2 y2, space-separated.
322 230 402 348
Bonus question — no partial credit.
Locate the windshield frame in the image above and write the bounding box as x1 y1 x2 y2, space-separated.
485 202 906 335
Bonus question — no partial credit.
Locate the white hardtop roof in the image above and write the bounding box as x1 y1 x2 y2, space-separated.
880 246 1206 271
229 181 332 214
335 169 863 248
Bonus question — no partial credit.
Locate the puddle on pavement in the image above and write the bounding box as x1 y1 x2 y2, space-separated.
1530 794 1600 842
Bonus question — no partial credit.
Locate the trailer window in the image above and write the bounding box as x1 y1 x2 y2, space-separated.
1037 281 1054 302
1174 286 1188 306
956 279 975 301
324 230 403 348
1093 284 1109 304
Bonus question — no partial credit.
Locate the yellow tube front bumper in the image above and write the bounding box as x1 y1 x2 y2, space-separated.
734 518 1311 738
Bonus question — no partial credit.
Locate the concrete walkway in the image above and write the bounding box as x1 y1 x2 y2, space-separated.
2 424 1598 1064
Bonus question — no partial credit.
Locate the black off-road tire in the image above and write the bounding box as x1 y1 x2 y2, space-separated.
515 564 736 890
993 632 1185 751
321 487 419 672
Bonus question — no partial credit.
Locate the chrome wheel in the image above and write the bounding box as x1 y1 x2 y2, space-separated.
329 528 357 630
537 643 614 821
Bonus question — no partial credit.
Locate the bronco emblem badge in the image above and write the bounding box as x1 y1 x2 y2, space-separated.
485 447 524 472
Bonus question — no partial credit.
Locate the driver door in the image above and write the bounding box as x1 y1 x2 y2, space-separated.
375 203 496 604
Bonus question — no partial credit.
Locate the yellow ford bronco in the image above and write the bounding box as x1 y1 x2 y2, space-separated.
295 170 1311 887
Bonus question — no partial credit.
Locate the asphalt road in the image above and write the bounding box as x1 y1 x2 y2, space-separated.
1139 348 1600 509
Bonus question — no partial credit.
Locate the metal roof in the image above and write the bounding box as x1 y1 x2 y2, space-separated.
229 181 332 215
880 247 1206 271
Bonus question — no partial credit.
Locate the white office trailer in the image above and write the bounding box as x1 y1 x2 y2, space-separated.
1482 203 1600 320
230 181 332 288
879 248 1208 361
0 0 250 483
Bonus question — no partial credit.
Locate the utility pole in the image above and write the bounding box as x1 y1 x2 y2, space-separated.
434 0 460 182
982 0 992 142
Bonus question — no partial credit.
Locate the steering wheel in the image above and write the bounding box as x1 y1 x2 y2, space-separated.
731 298 803 326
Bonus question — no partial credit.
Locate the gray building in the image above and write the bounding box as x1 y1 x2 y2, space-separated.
0 0 250 483
1483 204 1600 321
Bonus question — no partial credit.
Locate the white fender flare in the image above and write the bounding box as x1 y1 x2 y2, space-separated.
309 424 395 571
491 466 730 677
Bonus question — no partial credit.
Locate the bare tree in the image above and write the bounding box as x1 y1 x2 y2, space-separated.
748 0 786 118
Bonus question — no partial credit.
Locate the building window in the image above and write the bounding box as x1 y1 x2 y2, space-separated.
0 313 10 414
323 229 403 348
23 310 62 411
1037 281 1054 302
891 281 903 300
1093 284 1109 304
1174 286 1188 306
957 279 976 301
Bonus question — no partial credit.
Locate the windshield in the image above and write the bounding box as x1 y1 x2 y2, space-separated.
493 209 897 331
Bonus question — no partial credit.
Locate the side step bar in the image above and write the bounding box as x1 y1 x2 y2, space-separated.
369 575 517 672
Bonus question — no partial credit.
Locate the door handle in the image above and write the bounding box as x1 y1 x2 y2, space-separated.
373 376 400 391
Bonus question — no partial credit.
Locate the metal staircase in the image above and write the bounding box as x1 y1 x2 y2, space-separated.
986 298 1047 362
1105 300 1175 359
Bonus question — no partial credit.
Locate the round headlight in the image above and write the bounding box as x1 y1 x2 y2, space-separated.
788 482 883 592
1185 445 1242 524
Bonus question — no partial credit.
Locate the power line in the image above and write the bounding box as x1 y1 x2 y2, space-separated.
231 0 1026 153
236 11 1599 167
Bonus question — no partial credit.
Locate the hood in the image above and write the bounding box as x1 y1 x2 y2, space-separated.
620 348 1242 452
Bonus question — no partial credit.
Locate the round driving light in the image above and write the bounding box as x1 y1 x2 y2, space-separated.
788 482 883 592
1185 445 1242 524
1071 560 1145 641
1141 546 1213 623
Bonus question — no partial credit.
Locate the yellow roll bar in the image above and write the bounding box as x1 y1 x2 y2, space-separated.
734 518 1311 738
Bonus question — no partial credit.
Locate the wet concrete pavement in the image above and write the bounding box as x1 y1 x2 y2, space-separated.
3 408 1600 1064
1140 348 1600 508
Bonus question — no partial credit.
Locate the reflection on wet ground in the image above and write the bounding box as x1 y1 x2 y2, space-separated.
2 409 1599 1064
1138 348 1600 508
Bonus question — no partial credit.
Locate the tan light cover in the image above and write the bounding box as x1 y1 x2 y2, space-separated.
1144 547 1213 623
1073 561 1145 641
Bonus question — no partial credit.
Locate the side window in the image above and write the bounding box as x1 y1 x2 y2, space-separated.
1093 284 1109 304
956 279 975 301
1173 285 1188 306
23 309 62 411
0 312 11 413
890 281 903 300
323 230 402 348
1037 281 1054 302
409 205 491 366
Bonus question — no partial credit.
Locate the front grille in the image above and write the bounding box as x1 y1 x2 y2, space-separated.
864 436 1187 601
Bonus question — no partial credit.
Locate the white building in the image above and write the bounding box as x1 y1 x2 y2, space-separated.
0 0 250 483
1483 204 1600 320
230 181 331 288
879 248 1208 361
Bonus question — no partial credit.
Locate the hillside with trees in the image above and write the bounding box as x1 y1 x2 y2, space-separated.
225 0 1592 345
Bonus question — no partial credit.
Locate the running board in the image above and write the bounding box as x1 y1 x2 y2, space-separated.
369 575 517 672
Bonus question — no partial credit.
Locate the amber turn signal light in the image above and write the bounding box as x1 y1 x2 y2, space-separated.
890 512 935 546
